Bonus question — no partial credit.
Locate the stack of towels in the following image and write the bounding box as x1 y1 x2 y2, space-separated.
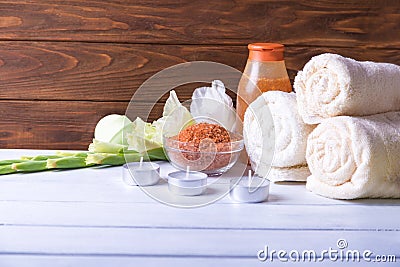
244 53 400 199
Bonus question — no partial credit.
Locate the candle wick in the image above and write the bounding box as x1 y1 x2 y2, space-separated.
139 156 143 168
186 166 190 179
248 169 252 187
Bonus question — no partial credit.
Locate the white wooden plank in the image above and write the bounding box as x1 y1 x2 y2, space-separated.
0 228 398 267
0 226 399 258
0 201 398 230
1 256 253 267
0 150 398 267
1 169 398 206
1 150 399 206
0 255 377 267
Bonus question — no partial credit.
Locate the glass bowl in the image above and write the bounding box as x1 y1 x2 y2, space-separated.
163 133 244 176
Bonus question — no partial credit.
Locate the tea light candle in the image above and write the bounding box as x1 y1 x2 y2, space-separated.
168 166 208 196
122 157 160 186
229 170 270 203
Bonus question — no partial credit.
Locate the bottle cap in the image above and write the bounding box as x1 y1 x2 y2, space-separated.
248 43 284 61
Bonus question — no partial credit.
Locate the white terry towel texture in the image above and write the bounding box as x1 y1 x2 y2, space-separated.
268 166 312 183
306 112 400 199
294 53 400 124
244 91 316 182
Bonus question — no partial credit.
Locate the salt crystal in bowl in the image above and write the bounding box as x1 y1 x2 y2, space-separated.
163 122 244 176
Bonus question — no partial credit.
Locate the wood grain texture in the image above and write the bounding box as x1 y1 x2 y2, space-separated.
0 42 399 102
0 0 399 149
2 43 400 149
0 100 163 149
0 0 398 48
0 42 247 101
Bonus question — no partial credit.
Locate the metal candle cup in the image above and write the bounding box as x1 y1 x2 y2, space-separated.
122 162 160 186
229 175 270 203
168 171 208 196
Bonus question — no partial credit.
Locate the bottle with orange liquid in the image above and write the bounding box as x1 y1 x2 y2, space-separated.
237 43 292 122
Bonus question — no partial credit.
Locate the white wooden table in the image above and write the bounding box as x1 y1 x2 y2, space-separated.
0 149 399 267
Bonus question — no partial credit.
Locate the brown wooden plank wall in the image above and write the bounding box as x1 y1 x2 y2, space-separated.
0 0 399 149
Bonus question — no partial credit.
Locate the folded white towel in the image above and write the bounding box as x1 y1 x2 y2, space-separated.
306 112 400 199
294 53 400 124
244 91 315 182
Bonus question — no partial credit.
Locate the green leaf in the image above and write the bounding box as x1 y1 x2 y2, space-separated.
126 117 163 153
88 139 128 154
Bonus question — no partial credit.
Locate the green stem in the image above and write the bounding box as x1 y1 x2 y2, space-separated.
86 153 141 165
86 150 166 166
55 152 89 158
31 155 63 161
146 147 167 161
20 155 62 161
0 148 167 175
0 159 28 165
47 156 89 169
0 165 17 175
12 161 48 172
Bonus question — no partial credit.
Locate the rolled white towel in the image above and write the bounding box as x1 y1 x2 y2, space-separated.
294 53 400 124
244 91 315 182
268 166 311 182
306 112 400 199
